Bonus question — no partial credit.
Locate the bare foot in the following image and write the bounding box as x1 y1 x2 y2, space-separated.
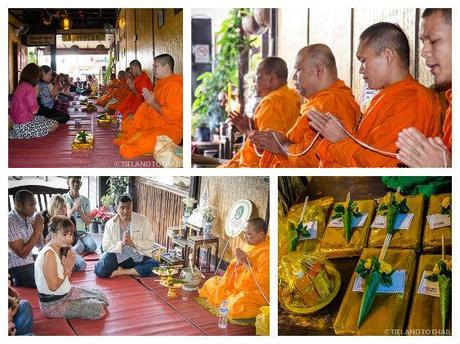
110 267 123 278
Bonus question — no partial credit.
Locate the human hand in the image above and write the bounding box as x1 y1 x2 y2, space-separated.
62 249 75 272
396 127 451 167
228 110 250 134
123 232 135 247
234 248 249 267
127 78 135 90
35 84 40 96
142 88 155 106
249 130 290 155
307 110 347 143
72 198 82 214
32 214 44 234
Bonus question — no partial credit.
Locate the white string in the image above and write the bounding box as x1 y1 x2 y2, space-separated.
248 116 320 158
442 149 447 168
247 259 270 305
325 112 397 158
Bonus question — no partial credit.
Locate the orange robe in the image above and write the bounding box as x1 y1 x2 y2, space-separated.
317 75 442 167
96 79 119 106
198 236 269 320
116 71 153 118
442 89 451 152
115 74 183 159
107 79 129 110
260 80 360 167
221 85 301 168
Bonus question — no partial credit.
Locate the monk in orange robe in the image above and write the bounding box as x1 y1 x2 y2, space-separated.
199 218 269 320
396 8 452 167
308 22 441 167
221 57 301 168
107 68 132 111
116 59 153 119
114 54 183 159
96 71 126 107
252 45 360 168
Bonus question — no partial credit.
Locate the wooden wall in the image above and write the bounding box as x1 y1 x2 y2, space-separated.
133 177 187 247
276 8 434 99
115 9 183 81
8 15 28 94
200 176 269 261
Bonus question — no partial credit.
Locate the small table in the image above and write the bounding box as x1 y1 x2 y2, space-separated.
186 235 219 272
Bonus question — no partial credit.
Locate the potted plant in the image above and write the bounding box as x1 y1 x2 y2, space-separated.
182 197 197 220
90 206 114 233
201 205 216 239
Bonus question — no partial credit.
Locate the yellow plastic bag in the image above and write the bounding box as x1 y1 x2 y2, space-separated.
334 248 417 335
278 253 340 315
154 135 183 168
423 193 451 253
368 193 424 250
255 306 269 336
319 199 375 258
280 197 334 255
407 254 452 335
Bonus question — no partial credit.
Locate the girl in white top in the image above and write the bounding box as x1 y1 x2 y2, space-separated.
34 216 108 319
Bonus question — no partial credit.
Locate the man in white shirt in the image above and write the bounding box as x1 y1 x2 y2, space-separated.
94 195 159 278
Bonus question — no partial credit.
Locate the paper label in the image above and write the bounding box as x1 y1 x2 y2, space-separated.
328 213 368 228
371 213 414 230
417 271 440 297
426 214 450 230
298 221 317 240
352 270 406 294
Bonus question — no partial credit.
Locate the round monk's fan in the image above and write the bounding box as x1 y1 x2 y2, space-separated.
214 199 256 275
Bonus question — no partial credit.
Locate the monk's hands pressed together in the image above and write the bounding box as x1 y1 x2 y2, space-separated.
228 110 252 134
248 130 291 156
127 78 135 91
307 110 347 143
142 88 156 106
396 127 451 167
234 248 249 267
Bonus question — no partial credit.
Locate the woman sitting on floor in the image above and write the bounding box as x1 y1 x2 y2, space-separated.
41 195 87 272
35 216 109 319
37 65 70 124
9 63 58 140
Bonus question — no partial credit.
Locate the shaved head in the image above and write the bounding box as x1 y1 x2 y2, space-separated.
298 44 338 76
293 44 339 98
423 8 451 25
259 57 289 83
360 22 410 68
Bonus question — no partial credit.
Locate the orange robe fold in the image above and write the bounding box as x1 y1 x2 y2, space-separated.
442 89 451 152
107 79 130 110
116 71 153 118
317 75 442 167
198 236 270 320
115 74 183 159
96 79 119 106
222 85 301 168
260 80 360 168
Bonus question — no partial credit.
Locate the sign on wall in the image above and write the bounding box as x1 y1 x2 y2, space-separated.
26 34 55 46
194 44 210 63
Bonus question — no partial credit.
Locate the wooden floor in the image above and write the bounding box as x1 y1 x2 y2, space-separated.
8 104 158 168
15 254 255 336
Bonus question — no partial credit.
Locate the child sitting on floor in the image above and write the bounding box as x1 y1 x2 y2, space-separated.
35 215 109 319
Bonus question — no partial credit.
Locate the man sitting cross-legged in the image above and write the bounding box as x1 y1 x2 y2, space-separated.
94 195 159 278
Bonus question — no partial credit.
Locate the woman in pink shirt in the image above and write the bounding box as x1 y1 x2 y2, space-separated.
9 63 58 139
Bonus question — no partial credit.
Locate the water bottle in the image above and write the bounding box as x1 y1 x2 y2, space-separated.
218 300 228 329
114 111 122 132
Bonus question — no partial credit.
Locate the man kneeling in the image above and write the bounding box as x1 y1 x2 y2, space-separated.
95 195 159 278
199 217 269 320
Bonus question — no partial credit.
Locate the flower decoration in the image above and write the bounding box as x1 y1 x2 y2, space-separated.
377 191 410 235
201 205 216 223
440 196 451 216
332 199 362 243
90 206 114 224
182 197 197 214
425 258 452 331
355 256 394 327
